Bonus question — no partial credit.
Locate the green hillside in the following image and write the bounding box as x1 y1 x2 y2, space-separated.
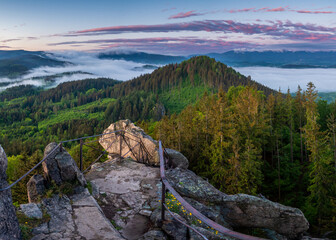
0 56 275 156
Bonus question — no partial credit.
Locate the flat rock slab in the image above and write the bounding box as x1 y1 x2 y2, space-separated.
87 158 160 194
72 190 124 240
85 158 161 240
32 189 124 240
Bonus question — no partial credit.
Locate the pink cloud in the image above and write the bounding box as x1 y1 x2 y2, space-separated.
267 7 287 12
229 8 255 13
227 6 334 14
64 20 336 44
168 11 204 19
73 38 259 54
296 10 333 14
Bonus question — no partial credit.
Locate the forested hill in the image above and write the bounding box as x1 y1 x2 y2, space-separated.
108 56 276 98
0 56 277 157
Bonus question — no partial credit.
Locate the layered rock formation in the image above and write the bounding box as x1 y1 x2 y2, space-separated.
26 142 87 204
42 142 86 186
0 145 21 240
99 119 160 166
166 168 309 239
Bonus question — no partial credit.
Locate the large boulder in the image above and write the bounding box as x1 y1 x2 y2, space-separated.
222 194 309 239
166 168 224 203
27 174 46 203
99 119 160 166
166 168 309 239
165 148 189 169
42 142 86 186
0 145 21 240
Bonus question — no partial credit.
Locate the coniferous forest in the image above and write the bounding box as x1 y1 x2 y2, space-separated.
0 56 335 237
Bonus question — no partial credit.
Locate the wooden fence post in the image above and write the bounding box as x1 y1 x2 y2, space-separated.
80 139 83 171
120 131 123 157
161 181 166 221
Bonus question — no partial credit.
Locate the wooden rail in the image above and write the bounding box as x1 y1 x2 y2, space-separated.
159 141 266 240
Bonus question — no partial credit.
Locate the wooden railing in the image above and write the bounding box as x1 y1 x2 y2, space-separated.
159 141 266 240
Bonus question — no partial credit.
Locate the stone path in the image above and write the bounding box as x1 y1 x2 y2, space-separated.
85 158 162 240
31 188 124 240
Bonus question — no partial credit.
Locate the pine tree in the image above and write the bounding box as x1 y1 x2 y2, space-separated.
230 87 268 194
303 82 335 232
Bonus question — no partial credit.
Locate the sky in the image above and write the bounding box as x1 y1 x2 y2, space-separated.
1 0 336 55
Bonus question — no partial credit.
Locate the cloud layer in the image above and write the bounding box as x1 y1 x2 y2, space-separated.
235 67 336 92
0 52 156 92
169 11 205 19
167 7 335 19
53 19 336 54
66 20 336 43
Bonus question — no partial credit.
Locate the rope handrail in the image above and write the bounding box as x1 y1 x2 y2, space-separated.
82 138 118 173
163 203 208 240
0 130 122 192
159 141 266 240
60 130 123 144
0 129 146 192
0 143 61 192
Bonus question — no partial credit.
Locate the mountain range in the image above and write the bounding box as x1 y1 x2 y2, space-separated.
1 50 336 80
207 51 336 68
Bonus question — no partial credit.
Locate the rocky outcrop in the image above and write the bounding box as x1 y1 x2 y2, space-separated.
86 156 234 240
27 174 46 203
165 148 189 169
0 145 21 240
166 167 309 239
222 194 309 239
99 119 160 166
42 142 86 186
166 168 224 203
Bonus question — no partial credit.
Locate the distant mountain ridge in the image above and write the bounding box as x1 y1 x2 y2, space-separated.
0 50 68 78
98 50 336 68
98 51 186 64
207 50 336 68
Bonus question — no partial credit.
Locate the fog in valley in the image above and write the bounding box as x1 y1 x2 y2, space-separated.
0 51 157 92
235 67 336 92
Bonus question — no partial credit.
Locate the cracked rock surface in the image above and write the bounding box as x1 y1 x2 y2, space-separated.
42 142 87 186
85 158 161 240
31 188 124 240
0 144 21 240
